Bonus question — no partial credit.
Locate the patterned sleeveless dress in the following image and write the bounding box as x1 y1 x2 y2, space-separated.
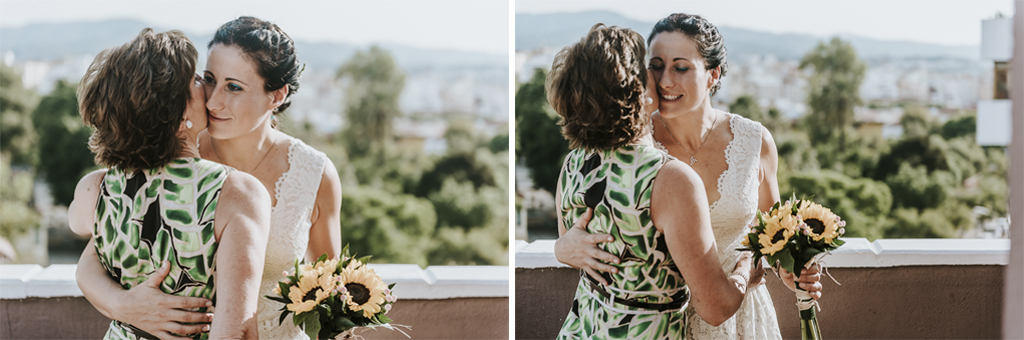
556 143 688 340
255 137 329 340
92 158 231 340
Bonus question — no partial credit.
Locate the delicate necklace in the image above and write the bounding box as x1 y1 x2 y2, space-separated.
211 138 277 173
657 110 720 165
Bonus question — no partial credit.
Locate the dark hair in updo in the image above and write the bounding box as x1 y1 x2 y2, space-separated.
547 24 650 152
209 16 303 117
648 13 728 97
79 28 197 172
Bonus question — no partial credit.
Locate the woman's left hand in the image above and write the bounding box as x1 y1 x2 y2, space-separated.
779 265 822 300
554 208 620 286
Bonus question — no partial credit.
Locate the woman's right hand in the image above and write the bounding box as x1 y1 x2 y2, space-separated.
76 241 213 340
116 261 214 340
554 208 620 286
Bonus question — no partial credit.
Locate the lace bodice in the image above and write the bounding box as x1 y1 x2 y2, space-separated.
683 114 783 339
256 137 328 339
709 114 763 271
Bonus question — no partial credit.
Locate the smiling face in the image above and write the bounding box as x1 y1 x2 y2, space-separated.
648 31 720 117
202 43 279 140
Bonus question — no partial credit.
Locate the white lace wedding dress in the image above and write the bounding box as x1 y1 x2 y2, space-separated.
662 114 783 339
255 137 328 340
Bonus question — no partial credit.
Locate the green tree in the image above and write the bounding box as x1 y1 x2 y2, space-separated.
0 64 40 165
884 163 954 211
729 95 764 122
874 135 949 181
416 150 497 197
899 104 933 139
429 178 496 230
341 186 437 267
884 208 957 238
0 155 39 240
787 169 892 240
799 37 866 152
515 68 568 194
489 132 509 153
336 46 406 158
443 118 478 155
427 221 508 266
33 80 94 206
941 114 976 140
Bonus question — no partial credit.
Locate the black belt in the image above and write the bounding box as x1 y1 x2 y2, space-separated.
115 321 203 340
582 273 689 312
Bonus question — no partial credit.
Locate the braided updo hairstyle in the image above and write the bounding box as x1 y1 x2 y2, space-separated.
648 13 728 97
209 17 303 122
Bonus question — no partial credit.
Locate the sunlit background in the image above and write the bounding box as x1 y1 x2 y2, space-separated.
514 0 1015 241
0 0 511 267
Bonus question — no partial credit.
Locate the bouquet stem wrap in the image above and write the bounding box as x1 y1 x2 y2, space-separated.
795 283 821 340
739 197 845 340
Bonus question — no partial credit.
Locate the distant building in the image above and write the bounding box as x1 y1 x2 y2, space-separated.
977 15 1014 146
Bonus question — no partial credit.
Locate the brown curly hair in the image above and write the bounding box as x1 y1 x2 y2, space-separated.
78 28 198 173
546 24 650 152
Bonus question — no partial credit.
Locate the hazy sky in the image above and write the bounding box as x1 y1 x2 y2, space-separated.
516 0 1015 47
0 0 510 55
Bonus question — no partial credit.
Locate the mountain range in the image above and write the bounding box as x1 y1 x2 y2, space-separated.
516 11 979 61
0 19 507 72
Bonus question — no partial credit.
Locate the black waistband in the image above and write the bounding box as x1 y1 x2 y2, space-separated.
115 321 161 340
115 321 203 340
582 273 689 311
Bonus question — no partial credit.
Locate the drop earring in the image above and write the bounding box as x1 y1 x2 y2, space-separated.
185 119 193 129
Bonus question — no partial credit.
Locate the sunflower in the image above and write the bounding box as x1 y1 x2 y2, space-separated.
286 268 330 313
796 201 841 244
316 258 340 275
758 213 797 255
339 265 387 318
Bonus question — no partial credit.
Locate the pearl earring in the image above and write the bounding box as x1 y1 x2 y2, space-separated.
185 119 193 129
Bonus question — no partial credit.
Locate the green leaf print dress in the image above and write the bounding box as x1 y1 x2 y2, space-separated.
556 144 689 339
92 158 230 340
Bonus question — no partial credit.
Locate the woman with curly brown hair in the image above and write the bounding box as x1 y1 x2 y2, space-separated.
68 28 271 340
75 17 341 340
550 23 762 340
555 13 826 339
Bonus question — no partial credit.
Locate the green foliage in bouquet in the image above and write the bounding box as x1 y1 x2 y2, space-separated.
740 196 846 278
264 245 399 339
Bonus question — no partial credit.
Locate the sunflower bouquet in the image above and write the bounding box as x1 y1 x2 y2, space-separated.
264 245 405 339
740 197 846 340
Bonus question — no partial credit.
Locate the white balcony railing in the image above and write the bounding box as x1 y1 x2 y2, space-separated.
0 264 509 300
516 237 1011 269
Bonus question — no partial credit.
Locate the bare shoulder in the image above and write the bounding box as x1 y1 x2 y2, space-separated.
221 171 270 205
68 169 108 236
315 154 342 220
319 157 341 196
760 125 778 160
215 171 271 239
651 159 710 233
652 159 705 200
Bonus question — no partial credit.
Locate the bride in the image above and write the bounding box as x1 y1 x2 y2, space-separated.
76 17 341 340
555 13 822 339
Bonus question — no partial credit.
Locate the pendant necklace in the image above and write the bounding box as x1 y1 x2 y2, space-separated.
657 110 720 165
212 138 277 173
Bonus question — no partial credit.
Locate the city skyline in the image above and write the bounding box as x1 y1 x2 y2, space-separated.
0 0 510 55
516 0 1013 47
